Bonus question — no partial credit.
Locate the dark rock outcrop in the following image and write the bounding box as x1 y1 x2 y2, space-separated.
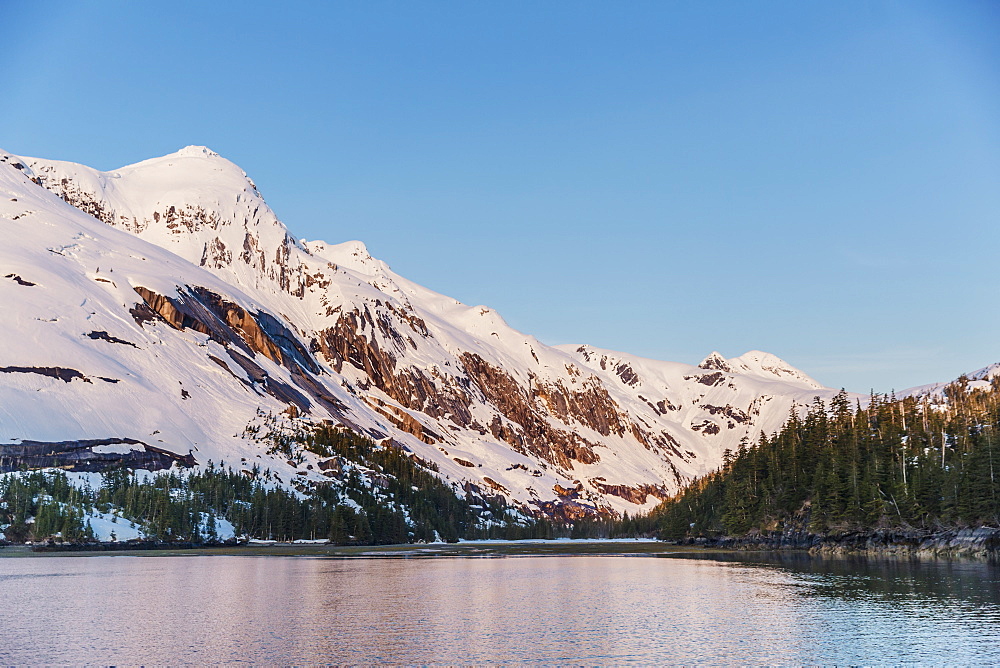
133 285 317 373
0 438 195 473
590 481 671 505
5 273 35 286
0 366 118 384
684 527 1000 559
87 331 139 348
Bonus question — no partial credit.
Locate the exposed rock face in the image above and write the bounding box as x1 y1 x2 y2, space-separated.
134 286 317 374
701 404 750 427
615 362 640 387
531 372 626 439
312 308 620 471
41 175 119 228
0 438 194 473
532 498 607 522
693 372 726 387
460 352 602 469
201 236 232 269
311 308 476 426
133 285 320 414
698 352 733 373
590 481 671 505
363 396 443 444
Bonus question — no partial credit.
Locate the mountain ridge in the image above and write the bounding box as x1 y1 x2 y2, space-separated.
1 146 987 519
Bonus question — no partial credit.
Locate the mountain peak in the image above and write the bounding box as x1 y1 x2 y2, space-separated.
697 351 732 373
172 145 220 158
699 350 822 389
17 147 294 286
732 351 822 389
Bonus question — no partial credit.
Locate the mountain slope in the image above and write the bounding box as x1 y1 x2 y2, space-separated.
898 363 1000 401
1 147 853 518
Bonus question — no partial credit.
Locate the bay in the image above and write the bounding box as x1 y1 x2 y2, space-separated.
2 546 999 664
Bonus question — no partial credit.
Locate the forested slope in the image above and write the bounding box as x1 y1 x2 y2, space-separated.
658 374 1000 539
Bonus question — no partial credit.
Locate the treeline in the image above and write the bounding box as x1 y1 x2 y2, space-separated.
659 375 1000 539
1 424 641 544
568 512 659 539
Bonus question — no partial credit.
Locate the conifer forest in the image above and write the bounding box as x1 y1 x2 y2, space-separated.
657 377 1000 539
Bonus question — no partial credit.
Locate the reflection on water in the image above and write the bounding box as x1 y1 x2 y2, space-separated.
1 551 999 664
682 551 1000 606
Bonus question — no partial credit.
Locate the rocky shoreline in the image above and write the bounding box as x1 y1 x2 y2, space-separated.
678 526 1000 559
24 540 239 553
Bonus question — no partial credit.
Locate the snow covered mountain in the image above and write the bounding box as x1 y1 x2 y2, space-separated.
898 363 1000 401
0 146 854 518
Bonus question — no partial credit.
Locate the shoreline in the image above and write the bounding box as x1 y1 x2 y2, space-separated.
2 531 999 559
0 538 692 559
678 526 1000 560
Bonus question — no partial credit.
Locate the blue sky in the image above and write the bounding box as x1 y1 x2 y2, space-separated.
3 1 998 392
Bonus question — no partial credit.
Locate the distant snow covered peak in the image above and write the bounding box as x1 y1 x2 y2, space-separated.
697 352 733 373
699 350 823 389
900 362 1000 399
173 145 221 158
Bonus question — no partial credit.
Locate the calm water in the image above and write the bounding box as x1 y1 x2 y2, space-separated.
2 548 1000 665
